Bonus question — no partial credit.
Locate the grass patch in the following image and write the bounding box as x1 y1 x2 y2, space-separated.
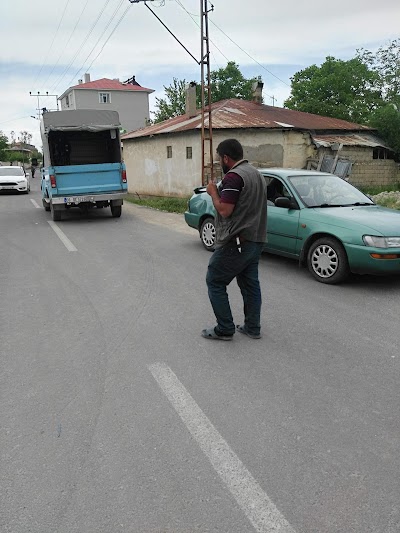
126 193 189 214
359 182 400 195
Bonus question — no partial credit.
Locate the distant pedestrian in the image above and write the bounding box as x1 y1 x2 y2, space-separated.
202 138 268 341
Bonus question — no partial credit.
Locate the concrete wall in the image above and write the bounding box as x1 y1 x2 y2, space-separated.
123 128 400 197
123 131 201 197
312 145 400 186
60 89 150 133
123 129 315 197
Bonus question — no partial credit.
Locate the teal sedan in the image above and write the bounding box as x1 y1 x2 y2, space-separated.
184 168 400 284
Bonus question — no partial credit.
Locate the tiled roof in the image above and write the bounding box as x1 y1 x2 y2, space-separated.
70 78 154 93
122 98 373 140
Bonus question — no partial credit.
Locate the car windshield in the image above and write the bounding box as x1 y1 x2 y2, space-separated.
289 174 374 207
0 167 24 176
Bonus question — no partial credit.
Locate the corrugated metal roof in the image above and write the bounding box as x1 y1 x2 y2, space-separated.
122 98 373 140
312 133 392 149
71 78 154 93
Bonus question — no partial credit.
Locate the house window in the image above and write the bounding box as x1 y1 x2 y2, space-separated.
186 146 192 159
373 147 394 160
167 146 172 158
99 92 111 104
65 95 69 107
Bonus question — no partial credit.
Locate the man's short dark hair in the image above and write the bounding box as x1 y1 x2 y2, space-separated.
216 139 243 161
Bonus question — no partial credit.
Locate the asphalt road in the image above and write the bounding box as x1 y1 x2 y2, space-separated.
1 177 399 533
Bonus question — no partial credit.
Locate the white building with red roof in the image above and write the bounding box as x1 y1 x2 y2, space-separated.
58 73 154 133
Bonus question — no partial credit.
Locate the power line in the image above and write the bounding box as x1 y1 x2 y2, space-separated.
173 0 229 63
31 0 72 89
82 5 131 75
64 0 127 89
41 0 91 89
173 0 277 100
208 19 290 88
49 0 113 93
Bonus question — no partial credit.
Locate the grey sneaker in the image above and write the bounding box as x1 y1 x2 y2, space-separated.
236 325 261 339
202 327 233 341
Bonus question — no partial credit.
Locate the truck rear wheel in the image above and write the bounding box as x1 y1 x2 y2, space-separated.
43 199 51 212
51 202 62 222
111 205 122 218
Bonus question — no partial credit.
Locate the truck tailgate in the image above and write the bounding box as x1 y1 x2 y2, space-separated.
51 163 126 196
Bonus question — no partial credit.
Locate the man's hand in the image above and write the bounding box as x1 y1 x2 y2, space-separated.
206 181 235 218
206 181 218 198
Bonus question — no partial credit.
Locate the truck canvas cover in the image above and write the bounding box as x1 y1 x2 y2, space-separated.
41 109 121 133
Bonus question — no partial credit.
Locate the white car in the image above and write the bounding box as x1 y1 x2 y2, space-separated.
0 166 30 193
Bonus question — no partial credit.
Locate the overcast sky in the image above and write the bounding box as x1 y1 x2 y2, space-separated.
1 0 399 150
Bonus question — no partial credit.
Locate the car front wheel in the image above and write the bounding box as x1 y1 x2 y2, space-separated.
200 217 215 251
307 236 349 284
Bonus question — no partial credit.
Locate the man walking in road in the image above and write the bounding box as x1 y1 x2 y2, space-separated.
202 138 268 341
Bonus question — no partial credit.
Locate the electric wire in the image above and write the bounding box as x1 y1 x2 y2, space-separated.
41 0 91 89
31 0 72 90
208 19 290 87
81 5 131 76
64 0 128 90
173 0 276 100
49 0 113 93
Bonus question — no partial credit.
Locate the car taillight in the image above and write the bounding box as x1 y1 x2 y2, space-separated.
121 170 127 183
50 174 56 188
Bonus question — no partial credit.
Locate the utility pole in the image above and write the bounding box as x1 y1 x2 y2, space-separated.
200 0 214 185
29 91 59 119
128 0 214 185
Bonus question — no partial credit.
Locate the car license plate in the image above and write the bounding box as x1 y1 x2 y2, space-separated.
64 196 93 203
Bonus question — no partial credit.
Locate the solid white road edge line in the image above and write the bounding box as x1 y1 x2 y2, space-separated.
148 362 296 533
30 199 40 208
47 221 77 252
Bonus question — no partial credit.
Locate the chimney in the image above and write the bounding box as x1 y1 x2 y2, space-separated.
185 82 197 118
252 80 263 104
84 73 90 83
78 79 83 85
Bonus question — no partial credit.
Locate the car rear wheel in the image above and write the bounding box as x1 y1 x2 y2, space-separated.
307 236 349 284
200 217 216 251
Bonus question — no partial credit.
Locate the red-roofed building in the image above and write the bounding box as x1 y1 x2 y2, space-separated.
59 73 154 133
121 85 398 197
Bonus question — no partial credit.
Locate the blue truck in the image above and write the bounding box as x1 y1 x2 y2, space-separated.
40 109 127 221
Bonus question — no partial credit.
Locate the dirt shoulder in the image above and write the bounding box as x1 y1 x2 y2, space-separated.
124 201 196 236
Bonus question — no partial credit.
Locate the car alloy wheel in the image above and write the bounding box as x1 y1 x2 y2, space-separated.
200 217 216 251
307 236 349 284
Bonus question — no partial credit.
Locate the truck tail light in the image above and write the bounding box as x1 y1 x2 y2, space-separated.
121 169 127 183
50 174 57 188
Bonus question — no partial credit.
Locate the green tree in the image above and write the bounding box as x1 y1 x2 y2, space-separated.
7 151 26 165
153 78 187 123
0 131 9 161
208 61 260 103
153 62 260 123
369 104 400 156
284 56 383 124
357 39 400 106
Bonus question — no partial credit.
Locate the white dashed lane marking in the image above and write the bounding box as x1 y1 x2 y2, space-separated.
30 199 40 208
149 362 296 533
47 221 77 252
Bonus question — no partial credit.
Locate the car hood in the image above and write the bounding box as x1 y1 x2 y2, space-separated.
0 175 25 182
307 205 400 235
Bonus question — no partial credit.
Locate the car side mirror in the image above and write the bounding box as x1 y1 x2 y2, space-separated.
274 197 293 209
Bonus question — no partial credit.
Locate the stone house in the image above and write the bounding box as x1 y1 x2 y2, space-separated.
121 89 399 197
58 74 154 133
